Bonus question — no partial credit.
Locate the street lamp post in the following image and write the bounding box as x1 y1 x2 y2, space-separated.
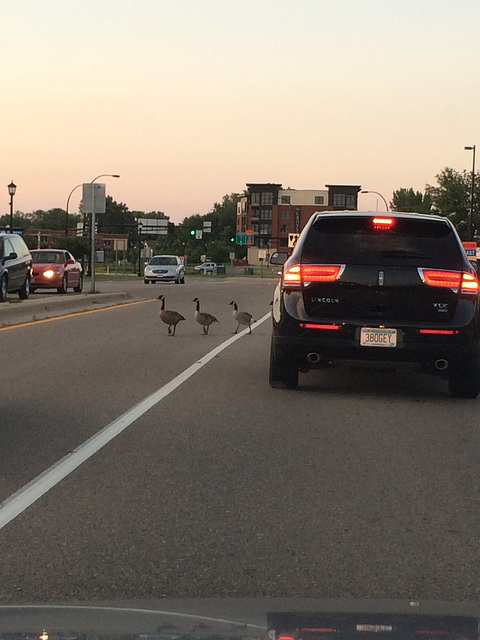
7 181 16 232
137 220 143 276
65 183 82 236
465 145 476 240
361 190 389 212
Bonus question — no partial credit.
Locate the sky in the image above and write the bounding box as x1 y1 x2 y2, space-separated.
1 0 479 222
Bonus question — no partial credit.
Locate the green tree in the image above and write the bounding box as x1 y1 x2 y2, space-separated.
29 208 79 231
52 235 90 259
426 167 470 238
391 188 432 213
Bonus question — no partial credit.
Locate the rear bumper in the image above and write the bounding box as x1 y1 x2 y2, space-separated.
273 327 480 367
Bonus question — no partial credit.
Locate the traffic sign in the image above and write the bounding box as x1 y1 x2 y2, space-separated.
0 228 24 235
463 241 477 258
236 232 254 246
288 233 300 248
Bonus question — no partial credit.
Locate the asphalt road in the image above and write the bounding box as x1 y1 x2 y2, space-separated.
1 277 480 605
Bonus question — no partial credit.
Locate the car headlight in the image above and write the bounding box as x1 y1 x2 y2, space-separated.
43 269 55 278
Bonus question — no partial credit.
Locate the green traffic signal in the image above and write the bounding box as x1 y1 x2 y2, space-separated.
230 237 235 242
190 229 196 236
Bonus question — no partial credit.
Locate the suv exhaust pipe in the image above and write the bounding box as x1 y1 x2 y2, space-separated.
435 359 449 371
307 352 322 364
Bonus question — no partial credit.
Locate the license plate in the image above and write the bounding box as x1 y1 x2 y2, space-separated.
360 327 397 347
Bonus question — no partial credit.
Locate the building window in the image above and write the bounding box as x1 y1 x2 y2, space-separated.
280 224 290 233
251 192 261 205
281 209 290 219
315 195 324 205
260 223 271 234
280 237 288 247
281 195 291 204
333 193 346 207
261 192 274 205
260 208 272 220
346 194 355 209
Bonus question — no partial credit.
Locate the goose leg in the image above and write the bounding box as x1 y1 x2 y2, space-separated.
167 325 172 335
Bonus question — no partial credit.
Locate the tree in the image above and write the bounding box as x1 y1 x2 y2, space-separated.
391 188 432 213
426 167 471 239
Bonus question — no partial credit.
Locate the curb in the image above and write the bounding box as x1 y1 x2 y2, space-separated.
0 291 135 328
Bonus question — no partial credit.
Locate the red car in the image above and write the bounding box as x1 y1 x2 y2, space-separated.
30 249 83 294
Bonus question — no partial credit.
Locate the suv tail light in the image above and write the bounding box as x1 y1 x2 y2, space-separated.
283 264 345 288
418 268 479 294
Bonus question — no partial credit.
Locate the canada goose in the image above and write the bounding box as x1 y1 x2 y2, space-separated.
157 295 185 336
193 297 218 334
229 300 254 334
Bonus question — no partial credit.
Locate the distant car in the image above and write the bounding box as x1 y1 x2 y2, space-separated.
0 233 32 302
144 255 185 284
194 261 225 273
30 249 83 294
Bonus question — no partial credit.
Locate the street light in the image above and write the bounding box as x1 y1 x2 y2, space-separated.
137 220 143 276
465 145 476 240
7 181 16 232
361 190 389 212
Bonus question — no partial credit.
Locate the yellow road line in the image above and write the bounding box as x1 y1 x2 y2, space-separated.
0 298 156 332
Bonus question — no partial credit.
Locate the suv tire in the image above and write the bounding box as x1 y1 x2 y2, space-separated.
448 359 480 399
0 275 7 302
18 276 30 300
269 338 298 389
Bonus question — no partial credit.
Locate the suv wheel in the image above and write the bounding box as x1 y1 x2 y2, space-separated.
269 338 298 389
18 275 30 300
0 275 7 302
448 359 480 399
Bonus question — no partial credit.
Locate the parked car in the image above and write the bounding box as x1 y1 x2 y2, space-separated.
269 211 480 398
194 261 225 273
30 249 83 293
0 233 32 301
144 255 185 284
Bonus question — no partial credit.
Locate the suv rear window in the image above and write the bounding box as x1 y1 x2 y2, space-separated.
301 216 463 269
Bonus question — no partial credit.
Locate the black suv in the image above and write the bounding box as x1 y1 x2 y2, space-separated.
0 233 32 301
269 212 480 398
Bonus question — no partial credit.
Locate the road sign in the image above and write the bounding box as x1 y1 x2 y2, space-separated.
288 233 300 248
0 228 24 235
82 183 106 214
196 230 203 239
463 241 477 258
138 218 168 235
113 239 127 251
203 221 212 233
236 232 254 246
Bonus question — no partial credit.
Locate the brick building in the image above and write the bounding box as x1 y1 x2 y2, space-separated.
25 228 128 256
236 183 361 263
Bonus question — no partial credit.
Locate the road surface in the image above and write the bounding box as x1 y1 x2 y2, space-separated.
0 277 479 604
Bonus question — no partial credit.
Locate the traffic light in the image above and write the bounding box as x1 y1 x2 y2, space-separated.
190 229 195 236
230 236 235 242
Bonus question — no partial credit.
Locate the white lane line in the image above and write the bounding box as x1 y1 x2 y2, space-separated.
0 312 271 531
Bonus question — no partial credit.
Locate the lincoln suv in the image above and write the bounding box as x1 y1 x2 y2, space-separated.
269 211 480 398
